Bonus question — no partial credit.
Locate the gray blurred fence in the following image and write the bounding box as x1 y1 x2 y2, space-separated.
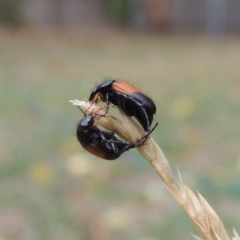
172 0 240 35
1 0 240 34
22 0 104 27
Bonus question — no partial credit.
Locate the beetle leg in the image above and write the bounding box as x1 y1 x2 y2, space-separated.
149 121 158 134
134 120 158 146
91 107 116 121
86 93 103 113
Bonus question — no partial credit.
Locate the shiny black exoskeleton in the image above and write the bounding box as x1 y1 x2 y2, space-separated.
89 79 157 132
76 115 147 160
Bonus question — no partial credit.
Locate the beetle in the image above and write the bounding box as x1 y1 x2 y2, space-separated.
89 79 157 133
76 114 148 160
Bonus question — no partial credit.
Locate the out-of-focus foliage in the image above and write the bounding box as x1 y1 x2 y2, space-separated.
103 0 130 25
0 0 22 26
0 29 240 240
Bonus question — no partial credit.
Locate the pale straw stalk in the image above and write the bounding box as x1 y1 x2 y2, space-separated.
70 99 239 240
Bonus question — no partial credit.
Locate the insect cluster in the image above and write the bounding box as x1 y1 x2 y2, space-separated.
75 79 158 160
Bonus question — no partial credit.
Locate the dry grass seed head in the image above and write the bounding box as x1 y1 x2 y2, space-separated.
70 99 238 240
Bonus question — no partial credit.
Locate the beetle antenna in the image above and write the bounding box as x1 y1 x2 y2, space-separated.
77 106 86 116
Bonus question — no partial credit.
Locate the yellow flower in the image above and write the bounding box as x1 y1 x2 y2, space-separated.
30 161 54 184
172 97 195 120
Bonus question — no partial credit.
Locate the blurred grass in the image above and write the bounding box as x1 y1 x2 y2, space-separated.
0 28 240 240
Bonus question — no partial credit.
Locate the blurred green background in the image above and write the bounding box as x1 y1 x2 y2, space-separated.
0 0 240 240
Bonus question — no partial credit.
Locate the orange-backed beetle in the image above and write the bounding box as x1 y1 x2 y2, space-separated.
89 79 157 133
76 114 148 160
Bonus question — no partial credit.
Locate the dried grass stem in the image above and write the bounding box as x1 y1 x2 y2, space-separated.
71 100 239 240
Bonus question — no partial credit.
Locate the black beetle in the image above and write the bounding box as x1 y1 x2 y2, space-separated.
89 79 157 133
76 114 147 160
